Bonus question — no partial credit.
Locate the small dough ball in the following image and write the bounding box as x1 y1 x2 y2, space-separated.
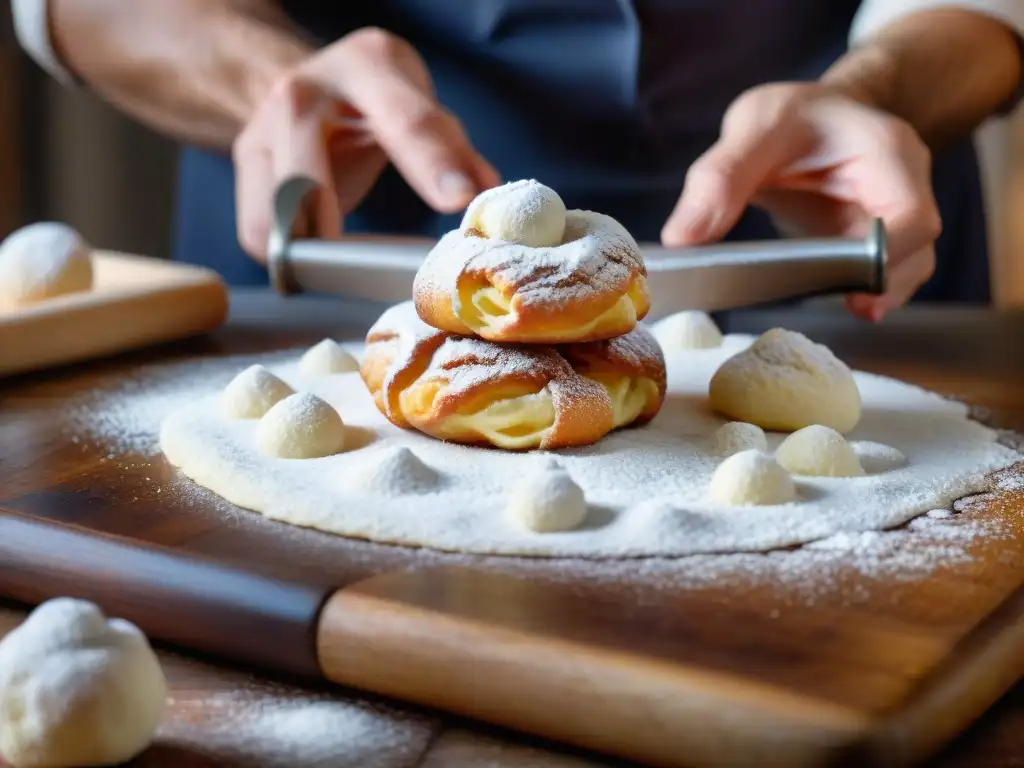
709 328 862 434
222 364 295 419
507 467 587 533
0 222 93 307
299 338 360 376
776 425 864 477
257 392 346 459
652 311 723 350
0 598 166 768
462 179 566 247
709 421 768 457
708 450 796 506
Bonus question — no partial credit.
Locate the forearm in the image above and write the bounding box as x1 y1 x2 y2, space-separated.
49 0 315 149
822 9 1023 148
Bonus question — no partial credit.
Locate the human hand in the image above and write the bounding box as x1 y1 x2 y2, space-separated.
233 27 500 262
661 83 942 322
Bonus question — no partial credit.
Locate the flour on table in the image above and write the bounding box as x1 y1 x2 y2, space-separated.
160 686 435 768
156 333 1022 558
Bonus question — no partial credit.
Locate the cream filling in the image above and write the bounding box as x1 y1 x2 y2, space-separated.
592 376 659 428
459 278 646 342
439 390 556 450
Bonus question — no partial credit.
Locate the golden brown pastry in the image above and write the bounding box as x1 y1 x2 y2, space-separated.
412 180 650 344
361 302 665 450
558 328 667 429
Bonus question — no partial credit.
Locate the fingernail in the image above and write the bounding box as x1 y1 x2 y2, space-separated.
437 171 475 200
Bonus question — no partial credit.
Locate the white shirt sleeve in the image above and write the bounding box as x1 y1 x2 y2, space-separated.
10 0 76 85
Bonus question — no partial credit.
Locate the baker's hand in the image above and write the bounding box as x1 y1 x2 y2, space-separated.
661 83 942 322
233 27 500 262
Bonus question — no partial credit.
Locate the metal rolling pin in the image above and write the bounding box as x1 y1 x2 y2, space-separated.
267 176 887 313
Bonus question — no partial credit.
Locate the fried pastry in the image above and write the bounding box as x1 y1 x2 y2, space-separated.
412 180 650 344
361 302 665 450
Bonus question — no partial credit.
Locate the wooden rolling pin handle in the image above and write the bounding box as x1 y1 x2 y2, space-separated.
0 509 334 679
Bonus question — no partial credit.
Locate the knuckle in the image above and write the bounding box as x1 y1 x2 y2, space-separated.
920 206 943 242
875 115 922 155
274 75 324 119
391 103 454 139
347 26 408 60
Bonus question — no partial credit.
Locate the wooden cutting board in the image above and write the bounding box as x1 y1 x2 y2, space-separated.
1 298 1023 768
0 251 228 377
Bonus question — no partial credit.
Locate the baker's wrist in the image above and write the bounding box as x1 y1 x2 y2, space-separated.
212 6 316 133
819 42 900 114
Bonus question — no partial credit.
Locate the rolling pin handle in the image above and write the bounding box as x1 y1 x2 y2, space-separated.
268 175 320 296
867 217 889 295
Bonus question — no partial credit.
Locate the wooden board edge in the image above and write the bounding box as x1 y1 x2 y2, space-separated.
316 576 873 768
0 277 229 377
857 582 1024 765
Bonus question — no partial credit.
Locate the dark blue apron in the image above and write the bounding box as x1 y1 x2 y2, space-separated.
172 0 990 304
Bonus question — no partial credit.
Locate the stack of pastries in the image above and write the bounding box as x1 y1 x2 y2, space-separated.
359 180 667 450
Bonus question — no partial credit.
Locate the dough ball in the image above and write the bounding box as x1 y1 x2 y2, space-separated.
0 222 93 307
775 425 864 477
709 421 768 457
257 392 346 459
222 364 295 419
708 450 796 506
349 446 440 496
462 179 566 247
507 467 587 533
708 328 862 434
299 338 359 376
652 311 723 350
0 598 166 768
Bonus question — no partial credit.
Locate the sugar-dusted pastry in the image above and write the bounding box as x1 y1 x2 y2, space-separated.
412 180 650 344
557 325 666 429
360 302 665 450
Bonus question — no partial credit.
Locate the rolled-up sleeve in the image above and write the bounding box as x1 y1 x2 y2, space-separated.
10 0 75 84
851 0 1024 111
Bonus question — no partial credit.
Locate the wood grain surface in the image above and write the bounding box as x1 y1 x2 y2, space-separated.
1 293 1024 767
0 251 228 377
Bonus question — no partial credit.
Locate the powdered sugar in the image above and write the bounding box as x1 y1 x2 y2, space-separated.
155 331 1021 558
413 210 644 313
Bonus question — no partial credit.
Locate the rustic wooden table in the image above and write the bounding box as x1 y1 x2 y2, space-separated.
1 292 1023 768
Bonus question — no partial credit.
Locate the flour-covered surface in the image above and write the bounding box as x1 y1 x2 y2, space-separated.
154 333 1020 557
62 331 1021 560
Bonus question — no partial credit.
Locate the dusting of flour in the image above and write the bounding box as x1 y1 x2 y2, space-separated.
413 209 643 313
148 333 1020 558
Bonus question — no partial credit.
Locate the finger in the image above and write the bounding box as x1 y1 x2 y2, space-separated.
846 245 935 322
233 139 275 263
340 62 496 211
851 118 941 263
328 141 389 217
270 78 342 241
663 109 811 246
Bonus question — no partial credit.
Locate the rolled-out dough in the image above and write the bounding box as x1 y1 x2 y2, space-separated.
159 334 1020 558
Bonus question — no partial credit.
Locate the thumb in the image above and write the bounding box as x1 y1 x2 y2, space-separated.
662 114 804 246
